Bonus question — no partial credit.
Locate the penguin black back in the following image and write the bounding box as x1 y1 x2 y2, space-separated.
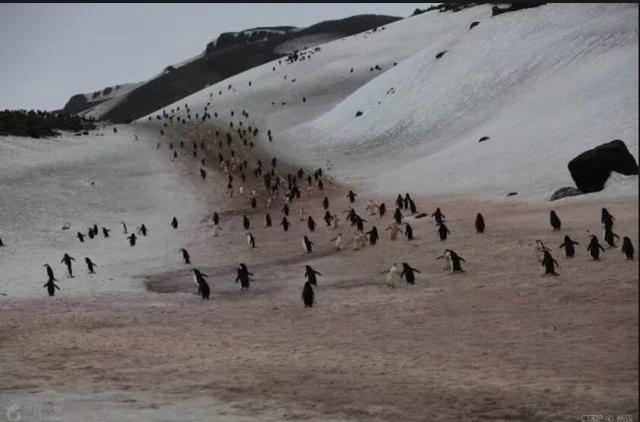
475 213 485 233
549 210 561 231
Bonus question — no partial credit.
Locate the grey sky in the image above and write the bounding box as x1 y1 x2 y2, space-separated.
0 3 424 111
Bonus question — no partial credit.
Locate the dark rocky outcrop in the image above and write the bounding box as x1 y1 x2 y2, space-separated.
549 187 583 201
491 2 547 17
568 140 639 193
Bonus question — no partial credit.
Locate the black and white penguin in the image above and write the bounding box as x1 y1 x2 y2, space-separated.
549 210 561 231
251 197 257 209
85 257 97 274
437 222 450 241
235 263 253 290
366 226 379 245
442 249 466 272
247 233 256 248
404 223 414 241
559 235 579 258
603 226 620 248
213 212 219 226
43 264 56 282
170 217 178 229
395 194 404 209
408 198 417 214
92 224 98 235
601 208 615 229
77 232 85 242
102 227 111 238
43 279 61 297
307 216 316 232
265 213 272 227
200 168 207 179
138 224 148 236
323 197 329 210
432 208 446 225
393 207 403 225
323 211 333 227
121 221 128 234
61 253 75 278
127 233 137 247
303 236 314 254
475 213 485 233
87 228 95 240
283 204 290 217
379 203 386 217
587 235 605 260
541 250 559 275
318 179 324 190
243 215 250 230
621 236 634 260
400 263 421 285
192 269 210 299
354 215 366 232
180 248 190 264
305 265 322 286
346 190 357 203
280 216 290 232
302 281 315 307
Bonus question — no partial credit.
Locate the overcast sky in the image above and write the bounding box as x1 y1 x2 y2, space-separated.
0 3 423 111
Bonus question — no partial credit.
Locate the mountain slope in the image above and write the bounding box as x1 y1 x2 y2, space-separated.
140 3 638 201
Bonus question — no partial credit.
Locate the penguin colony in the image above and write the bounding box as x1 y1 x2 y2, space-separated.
18 48 636 303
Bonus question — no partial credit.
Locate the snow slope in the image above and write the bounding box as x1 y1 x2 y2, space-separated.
140 3 638 201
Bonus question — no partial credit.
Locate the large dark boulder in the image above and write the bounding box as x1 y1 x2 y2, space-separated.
568 140 638 193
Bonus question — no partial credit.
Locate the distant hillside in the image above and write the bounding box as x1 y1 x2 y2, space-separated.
61 14 401 123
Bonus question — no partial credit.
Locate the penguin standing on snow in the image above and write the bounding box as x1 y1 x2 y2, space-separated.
404 223 414 241
43 278 61 297
366 226 379 246
121 221 128 234
379 203 386 217
323 197 329 210
180 248 190 264
170 217 178 229
601 208 615 229
247 233 256 248
43 264 56 282
242 215 250 230
85 257 97 274
307 216 317 232
437 222 450 241
346 190 357 203
193 269 210 299
438 249 466 272
127 233 137 246
303 236 314 254
323 211 333 227
61 253 75 278
541 250 559 275
213 212 219 225
603 226 620 248
393 207 403 225
384 263 402 288
77 232 85 242
330 233 344 251
559 235 579 258
621 236 634 260
549 210 561 231
280 216 290 232
432 208 446 225
87 228 95 240
475 213 485 233
395 195 404 209
0 237 4 247
302 281 315 307
400 263 421 285
235 263 253 290
102 227 111 238
138 224 148 236
283 204 290 217
251 197 257 209
305 265 322 285
587 235 605 260
265 213 272 227
200 168 207 180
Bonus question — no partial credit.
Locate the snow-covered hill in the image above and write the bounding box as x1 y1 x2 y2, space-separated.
140 3 638 201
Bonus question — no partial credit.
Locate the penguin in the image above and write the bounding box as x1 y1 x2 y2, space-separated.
302 281 315 308
549 210 561 231
601 208 615 229
366 226 379 245
61 253 75 278
280 216 290 232
303 236 314 254
432 208 446 225
393 207 403 225
330 233 344 251
170 217 178 229
385 263 402 288
305 265 322 285
43 264 56 282
603 226 620 248
283 204 290 216
180 248 190 264
43 279 61 297
403 193 411 210
173 150 178 159
77 232 85 242
85 257 97 274
354 215 366 232
323 197 329 210
138 224 148 236
247 233 256 248
127 233 137 247
404 223 414 241
439 249 465 272
307 216 316 232
559 235 579 258
395 194 404 209
541 250 559 275
213 212 219 226
386 223 403 241
408 198 417 214
346 190 357 203
475 213 485 233
587 235 605 260
323 211 333 227
121 221 128 234
235 263 253 290
379 203 386 217
192 269 210 299
242 215 250 230
251 197 257 209
400 263 421 285
87 228 95 240
437 222 450 241
200 168 207 179
92 224 98 235
621 236 634 260
535 240 550 261
0 237 4 247
318 179 324 190
102 227 111 238
265 213 272 227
